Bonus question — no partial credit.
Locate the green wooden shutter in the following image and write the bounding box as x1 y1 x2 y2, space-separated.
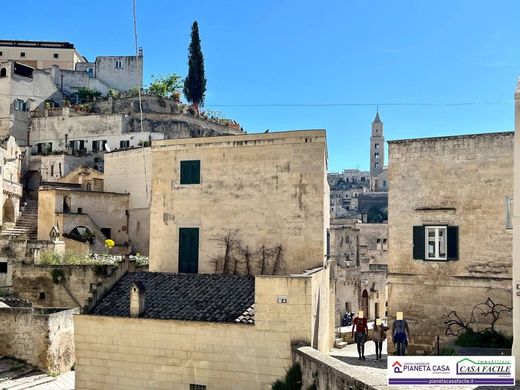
179 228 199 273
447 226 459 260
413 226 425 260
180 160 200 184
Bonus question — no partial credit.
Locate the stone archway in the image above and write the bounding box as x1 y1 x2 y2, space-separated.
2 198 15 224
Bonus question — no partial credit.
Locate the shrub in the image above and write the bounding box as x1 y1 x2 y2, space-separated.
272 362 302 390
455 329 512 349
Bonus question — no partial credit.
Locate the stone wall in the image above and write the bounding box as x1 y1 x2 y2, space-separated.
75 267 334 390
12 261 117 308
0 307 78 373
37 188 129 246
388 132 514 354
104 148 151 254
295 346 383 390
331 220 388 320
149 131 329 275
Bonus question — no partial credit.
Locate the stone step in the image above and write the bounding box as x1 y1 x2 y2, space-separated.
3 374 54 390
334 340 348 349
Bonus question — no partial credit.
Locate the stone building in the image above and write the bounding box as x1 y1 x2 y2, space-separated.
330 219 388 320
50 52 143 96
149 130 329 275
104 147 151 255
0 136 23 232
37 184 129 253
512 78 520 380
75 262 334 389
0 40 84 70
387 131 513 354
0 61 63 143
369 111 388 192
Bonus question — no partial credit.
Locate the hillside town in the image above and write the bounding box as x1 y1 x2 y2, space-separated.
0 9 519 390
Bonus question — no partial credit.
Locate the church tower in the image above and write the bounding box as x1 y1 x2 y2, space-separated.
370 111 384 189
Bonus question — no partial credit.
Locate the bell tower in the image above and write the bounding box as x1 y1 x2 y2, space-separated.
370 110 384 189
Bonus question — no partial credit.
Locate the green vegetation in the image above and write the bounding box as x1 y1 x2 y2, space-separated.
272 362 302 390
50 268 65 284
455 329 512 349
367 207 387 223
76 87 102 101
39 251 120 266
183 21 207 112
440 347 456 355
147 73 183 101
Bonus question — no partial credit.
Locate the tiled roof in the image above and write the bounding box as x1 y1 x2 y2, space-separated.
90 272 255 324
235 304 255 324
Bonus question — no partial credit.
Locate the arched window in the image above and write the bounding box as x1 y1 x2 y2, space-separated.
0 68 6 78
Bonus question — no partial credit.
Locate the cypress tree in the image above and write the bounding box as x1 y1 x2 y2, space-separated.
183 21 207 113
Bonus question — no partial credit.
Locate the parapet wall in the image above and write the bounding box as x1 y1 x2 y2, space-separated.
0 307 79 374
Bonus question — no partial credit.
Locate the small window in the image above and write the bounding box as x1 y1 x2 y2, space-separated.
413 225 458 261
425 226 447 260
20 52 26 57
120 140 130 149
375 143 379 149
0 262 7 273
136 221 140 231
180 160 200 185
383 238 387 251
190 385 206 390
115 60 123 69
39 292 46 300
50 164 54 177
0 68 6 78
53 53 59 59
77 208 83 214
0 51 3 56
14 99 26 111
376 238 382 250
375 162 380 169
86 183 92 191
374 152 379 159
86 67 94 77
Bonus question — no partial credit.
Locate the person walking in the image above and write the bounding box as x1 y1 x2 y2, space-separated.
351 311 368 360
373 319 389 360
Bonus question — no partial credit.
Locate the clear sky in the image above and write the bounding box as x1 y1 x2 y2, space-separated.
3 1 519 171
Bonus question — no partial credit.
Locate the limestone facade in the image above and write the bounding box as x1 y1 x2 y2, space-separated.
74 267 334 390
104 147 151 255
37 187 129 251
0 307 78 374
149 130 329 274
330 219 388 320
0 40 84 70
512 78 520 380
388 132 514 354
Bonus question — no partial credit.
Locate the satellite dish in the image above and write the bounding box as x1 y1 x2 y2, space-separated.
105 144 111 152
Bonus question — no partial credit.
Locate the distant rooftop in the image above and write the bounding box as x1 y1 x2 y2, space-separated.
90 272 255 324
0 40 75 49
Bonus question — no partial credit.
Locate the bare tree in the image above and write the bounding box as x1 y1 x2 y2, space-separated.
212 229 239 274
257 245 272 275
237 243 254 276
271 244 284 275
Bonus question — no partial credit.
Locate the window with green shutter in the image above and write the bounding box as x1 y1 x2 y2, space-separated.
180 160 200 184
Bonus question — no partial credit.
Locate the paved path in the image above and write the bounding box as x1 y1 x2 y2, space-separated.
0 357 74 390
330 341 519 390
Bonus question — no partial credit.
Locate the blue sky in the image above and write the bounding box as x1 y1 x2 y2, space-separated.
3 1 519 171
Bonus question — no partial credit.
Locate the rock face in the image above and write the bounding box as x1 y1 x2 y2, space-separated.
387 132 514 354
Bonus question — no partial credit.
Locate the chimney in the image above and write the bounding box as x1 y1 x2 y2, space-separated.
129 281 146 318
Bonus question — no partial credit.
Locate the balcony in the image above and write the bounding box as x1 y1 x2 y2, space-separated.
3 180 23 198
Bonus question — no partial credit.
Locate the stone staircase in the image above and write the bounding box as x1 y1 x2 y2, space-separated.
1 200 38 240
0 357 54 390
